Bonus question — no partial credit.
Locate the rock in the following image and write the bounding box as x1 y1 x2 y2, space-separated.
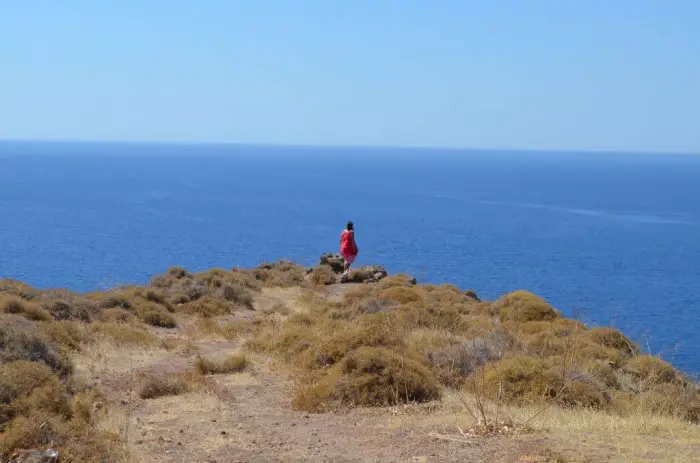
342 265 388 284
319 253 345 273
10 449 59 463
465 290 480 301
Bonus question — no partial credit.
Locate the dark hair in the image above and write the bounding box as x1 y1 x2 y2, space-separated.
346 221 354 230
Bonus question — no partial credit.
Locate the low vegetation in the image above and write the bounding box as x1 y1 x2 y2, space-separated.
139 373 199 399
1 262 698 461
246 283 700 424
195 354 248 375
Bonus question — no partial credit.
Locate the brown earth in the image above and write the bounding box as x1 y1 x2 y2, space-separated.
69 285 700 463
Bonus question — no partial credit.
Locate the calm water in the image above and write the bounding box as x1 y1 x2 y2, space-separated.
1 142 699 372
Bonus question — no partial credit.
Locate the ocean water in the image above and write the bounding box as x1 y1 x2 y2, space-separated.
1 142 699 373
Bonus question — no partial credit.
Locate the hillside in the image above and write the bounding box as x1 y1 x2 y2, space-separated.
1 260 699 462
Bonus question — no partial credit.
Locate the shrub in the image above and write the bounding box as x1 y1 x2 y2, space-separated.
170 293 190 305
587 327 639 357
141 309 176 328
180 296 232 317
168 267 190 279
378 286 423 305
309 266 336 286
622 355 676 384
90 322 157 346
495 291 560 323
477 355 609 409
426 332 513 387
196 355 248 375
139 374 192 399
41 321 86 351
0 361 64 410
293 347 440 411
219 283 255 309
0 316 71 376
296 315 404 369
98 294 133 310
186 283 207 302
0 297 51 322
97 307 136 324
0 279 40 300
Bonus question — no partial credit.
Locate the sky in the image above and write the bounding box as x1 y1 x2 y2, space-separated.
1 1 699 153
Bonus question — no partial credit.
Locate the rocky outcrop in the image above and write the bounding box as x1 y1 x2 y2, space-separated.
312 254 389 284
340 265 388 283
319 253 345 273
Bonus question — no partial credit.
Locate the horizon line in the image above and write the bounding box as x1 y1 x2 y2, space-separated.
1 138 698 157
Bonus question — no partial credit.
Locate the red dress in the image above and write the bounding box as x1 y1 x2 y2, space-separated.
340 229 358 261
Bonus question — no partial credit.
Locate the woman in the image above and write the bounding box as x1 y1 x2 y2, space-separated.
340 221 359 273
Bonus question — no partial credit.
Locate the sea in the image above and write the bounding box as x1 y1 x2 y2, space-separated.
1 141 699 373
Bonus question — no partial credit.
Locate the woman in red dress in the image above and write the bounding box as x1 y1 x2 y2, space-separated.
340 221 359 273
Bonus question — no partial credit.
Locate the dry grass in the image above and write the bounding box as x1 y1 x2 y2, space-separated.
139 373 194 399
195 354 248 375
140 308 177 328
308 265 336 286
89 321 159 346
430 390 700 462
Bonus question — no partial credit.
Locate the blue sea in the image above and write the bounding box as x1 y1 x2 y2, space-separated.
1 142 699 373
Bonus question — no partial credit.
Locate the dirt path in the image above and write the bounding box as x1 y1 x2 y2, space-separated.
82 287 566 462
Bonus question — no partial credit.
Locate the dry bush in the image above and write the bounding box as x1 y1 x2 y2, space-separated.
196 354 248 375
140 308 176 328
495 290 560 323
341 285 374 304
295 314 404 369
167 266 190 279
375 275 416 290
139 373 195 399
427 331 513 387
0 279 40 300
350 297 394 317
37 295 100 322
293 347 440 412
181 296 233 317
219 282 254 309
0 315 71 376
586 327 639 357
96 307 136 324
309 265 336 286
251 261 307 287
89 322 158 346
41 321 86 351
622 355 677 384
378 286 424 305
0 296 52 322
477 355 609 409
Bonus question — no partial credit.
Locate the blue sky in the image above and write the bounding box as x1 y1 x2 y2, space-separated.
1 1 699 153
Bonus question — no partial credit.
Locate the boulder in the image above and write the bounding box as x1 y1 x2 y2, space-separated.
340 265 388 284
319 253 346 274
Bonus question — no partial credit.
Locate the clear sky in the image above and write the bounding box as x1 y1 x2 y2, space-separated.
1 1 699 153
